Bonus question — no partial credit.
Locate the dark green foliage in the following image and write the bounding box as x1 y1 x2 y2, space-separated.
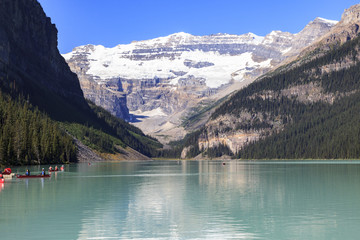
161 130 234 159
205 143 234 158
0 86 162 163
155 147 182 159
63 123 125 154
0 93 77 166
228 35 360 159
180 130 202 158
321 64 360 92
156 129 203 159
0 84 162 165
240 91 360 159
181 97 228 130
87 101 162 157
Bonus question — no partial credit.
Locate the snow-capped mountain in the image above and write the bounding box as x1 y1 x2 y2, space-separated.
67 32 271 88
64 17 337 142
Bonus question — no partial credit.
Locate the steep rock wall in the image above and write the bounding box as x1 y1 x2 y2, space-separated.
0 0 89 121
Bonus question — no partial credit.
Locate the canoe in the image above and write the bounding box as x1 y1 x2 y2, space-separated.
17 174 50 178
49 169 59 172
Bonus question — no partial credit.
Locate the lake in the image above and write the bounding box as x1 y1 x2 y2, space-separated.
1 160 360 239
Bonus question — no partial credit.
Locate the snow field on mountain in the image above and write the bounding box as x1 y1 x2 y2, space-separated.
70 44 272 88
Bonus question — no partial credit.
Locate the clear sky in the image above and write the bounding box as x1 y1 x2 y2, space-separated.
38 0 360 54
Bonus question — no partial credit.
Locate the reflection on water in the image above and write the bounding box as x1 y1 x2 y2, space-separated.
1 161 360 239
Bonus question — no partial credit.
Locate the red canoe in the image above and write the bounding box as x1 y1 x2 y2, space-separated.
49 170 59 172
17 174 50 178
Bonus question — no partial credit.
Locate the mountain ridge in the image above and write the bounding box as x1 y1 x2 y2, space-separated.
67 16 338 54
65 17 336 143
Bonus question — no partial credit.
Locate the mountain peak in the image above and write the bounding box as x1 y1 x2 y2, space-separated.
294 16 337 41
169 32 193 38
302 3 360 52
340 3 360 25
313 17 339 25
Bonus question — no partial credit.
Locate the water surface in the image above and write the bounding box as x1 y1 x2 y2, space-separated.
1 160 360 239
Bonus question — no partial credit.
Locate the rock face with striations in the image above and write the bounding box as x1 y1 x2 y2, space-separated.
0 0 89 121
64 16 336 142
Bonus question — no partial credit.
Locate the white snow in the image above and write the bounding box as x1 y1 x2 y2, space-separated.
81 42 273 89
249 33 265 44
281 47 293 54
131 108 167 117
63 32 280 89
63 24 326 90
231 57 272 82
62 52 73 61
316 17 339 25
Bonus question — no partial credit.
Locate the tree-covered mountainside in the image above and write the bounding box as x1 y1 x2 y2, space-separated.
0 93 77 166
240 91 360 159
87 101 162 157
177 32 360 159
0 86 162 166
0 0 161 165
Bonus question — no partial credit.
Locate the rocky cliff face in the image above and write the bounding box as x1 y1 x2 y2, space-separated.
300 4 360 57
0 0 89 121
66 50 130 120
64 17 336 143
322 4 360 43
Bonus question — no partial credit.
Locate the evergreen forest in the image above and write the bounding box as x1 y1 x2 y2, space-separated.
0 90 163 166
0 93 77 166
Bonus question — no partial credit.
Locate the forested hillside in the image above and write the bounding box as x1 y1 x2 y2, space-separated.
240 91 360 158
179 33 360 159
0 93 77 166
0 87 162 166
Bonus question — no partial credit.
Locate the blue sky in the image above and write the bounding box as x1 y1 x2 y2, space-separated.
38 0 360 54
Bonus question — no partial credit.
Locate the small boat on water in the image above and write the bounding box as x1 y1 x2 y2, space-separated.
17 174 50 179
49 169 60 172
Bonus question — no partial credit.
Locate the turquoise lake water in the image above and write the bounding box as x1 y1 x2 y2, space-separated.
1 160 360 239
